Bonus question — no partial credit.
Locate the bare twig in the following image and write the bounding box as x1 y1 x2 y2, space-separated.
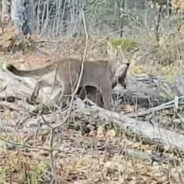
49 128 58 184
47 8 89 184
0 136 60 152
128 96 184 118
51 9 89 129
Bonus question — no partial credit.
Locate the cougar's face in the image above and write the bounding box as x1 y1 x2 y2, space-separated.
113 62 130 88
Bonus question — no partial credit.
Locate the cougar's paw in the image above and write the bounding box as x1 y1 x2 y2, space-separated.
26 95 39 105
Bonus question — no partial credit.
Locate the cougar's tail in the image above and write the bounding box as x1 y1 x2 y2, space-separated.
4 63 55 77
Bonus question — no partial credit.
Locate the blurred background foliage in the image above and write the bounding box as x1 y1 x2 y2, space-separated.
0 0 183 40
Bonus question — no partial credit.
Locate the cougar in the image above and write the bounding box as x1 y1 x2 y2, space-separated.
5 57 129 109
5 58 114 109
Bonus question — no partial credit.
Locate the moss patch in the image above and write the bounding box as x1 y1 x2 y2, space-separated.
110 38 137 51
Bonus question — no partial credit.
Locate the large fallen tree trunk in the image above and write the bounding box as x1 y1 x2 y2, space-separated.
75 105 184 151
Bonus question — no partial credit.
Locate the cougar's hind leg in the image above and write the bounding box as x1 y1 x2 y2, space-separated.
27 80 48 105
60 82 73 108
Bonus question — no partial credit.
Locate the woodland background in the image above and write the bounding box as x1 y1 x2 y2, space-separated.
0 0 184 184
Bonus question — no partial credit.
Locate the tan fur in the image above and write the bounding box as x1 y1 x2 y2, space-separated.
78 62 130 107
5 57 115 109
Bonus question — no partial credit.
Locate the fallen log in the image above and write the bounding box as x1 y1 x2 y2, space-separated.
75 104 184 151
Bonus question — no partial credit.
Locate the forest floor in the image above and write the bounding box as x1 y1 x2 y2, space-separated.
0 25 184 184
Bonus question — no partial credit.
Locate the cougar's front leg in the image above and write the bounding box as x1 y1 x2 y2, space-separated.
86 86 104 107
100 84 113 110
78 86 104 107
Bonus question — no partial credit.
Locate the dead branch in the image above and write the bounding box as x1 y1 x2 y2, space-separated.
128 96 184 118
